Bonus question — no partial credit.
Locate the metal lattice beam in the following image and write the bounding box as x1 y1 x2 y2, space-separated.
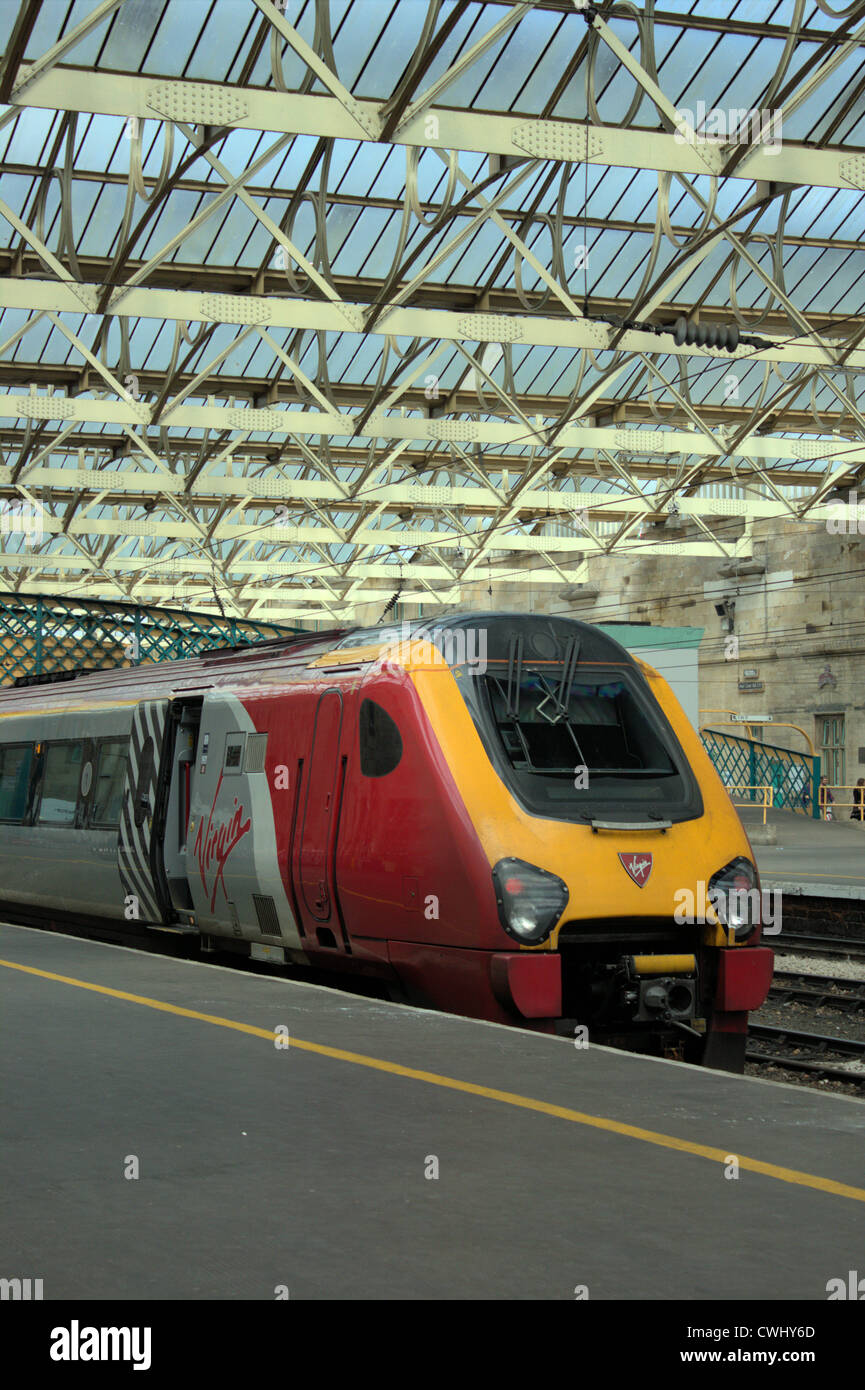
1 0 864 619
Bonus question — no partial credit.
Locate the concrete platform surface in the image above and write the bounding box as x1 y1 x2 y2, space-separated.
741 806 865 898
1 921 865 1301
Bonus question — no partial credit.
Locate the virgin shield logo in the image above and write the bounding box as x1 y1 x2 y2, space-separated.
619 852 653 887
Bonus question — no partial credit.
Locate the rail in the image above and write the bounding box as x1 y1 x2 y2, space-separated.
813 785 865 821
724 782 774 825
0 591 304 684
701 727 821 819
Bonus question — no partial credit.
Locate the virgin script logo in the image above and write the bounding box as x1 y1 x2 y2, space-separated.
194 771 251 911
619 852 653 887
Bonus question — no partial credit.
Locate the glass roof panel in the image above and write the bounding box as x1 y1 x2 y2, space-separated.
98 0 164 72
0 0 862 620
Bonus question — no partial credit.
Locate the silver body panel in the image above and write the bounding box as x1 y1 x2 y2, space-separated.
0 650 312 947
188 692 301 949
0 705 131 917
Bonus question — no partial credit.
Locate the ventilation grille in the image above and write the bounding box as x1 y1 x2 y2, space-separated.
253 894 282 938
244 732 268 773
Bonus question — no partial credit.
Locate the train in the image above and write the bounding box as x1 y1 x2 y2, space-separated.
0 611 773 1071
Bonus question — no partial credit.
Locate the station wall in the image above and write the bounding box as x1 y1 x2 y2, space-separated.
451 514 865 800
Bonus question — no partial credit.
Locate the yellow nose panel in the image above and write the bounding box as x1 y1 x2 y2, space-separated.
411 663 756 949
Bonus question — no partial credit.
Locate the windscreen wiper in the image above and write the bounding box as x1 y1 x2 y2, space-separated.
536 636 580 724
505 634 523 719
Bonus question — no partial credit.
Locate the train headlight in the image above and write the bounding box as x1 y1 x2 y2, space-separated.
492 858 569 944
708 857 759 939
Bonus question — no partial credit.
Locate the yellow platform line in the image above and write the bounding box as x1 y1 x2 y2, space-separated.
3 955 865 1205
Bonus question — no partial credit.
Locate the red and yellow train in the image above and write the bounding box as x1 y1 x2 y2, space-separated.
0 612 773 1070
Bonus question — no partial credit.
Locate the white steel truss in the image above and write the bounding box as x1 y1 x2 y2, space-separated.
1 0 864 622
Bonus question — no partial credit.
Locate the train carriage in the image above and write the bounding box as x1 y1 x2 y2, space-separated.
0 612 773 1070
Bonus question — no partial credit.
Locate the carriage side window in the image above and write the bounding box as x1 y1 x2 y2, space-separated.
38 742 83 826
0 743 34 822
359 699 403 777
90 740 129 828
134 736 154 827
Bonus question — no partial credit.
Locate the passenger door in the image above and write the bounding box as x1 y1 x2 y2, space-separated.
118 699 171 924
295 691 345 933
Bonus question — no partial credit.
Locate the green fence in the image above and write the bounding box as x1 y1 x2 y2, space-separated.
701 727 821 819
0 593 303 685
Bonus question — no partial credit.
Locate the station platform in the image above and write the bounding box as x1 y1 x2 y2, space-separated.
1 921 864 1301
740 806 865 900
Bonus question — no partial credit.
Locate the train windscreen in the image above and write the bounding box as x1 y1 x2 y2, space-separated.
459 661 702 824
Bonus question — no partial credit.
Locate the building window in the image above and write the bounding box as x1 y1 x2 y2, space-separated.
818 714 845 786
38 742 84 826
0 743 33 822
91 740 129 828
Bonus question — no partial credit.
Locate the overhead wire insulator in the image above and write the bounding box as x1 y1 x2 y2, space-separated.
673 317 740 352
379 582 403 623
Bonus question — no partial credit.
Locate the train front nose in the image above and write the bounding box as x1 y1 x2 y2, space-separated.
626 956 698 1023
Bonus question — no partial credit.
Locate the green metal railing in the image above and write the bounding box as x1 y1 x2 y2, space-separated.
701 728 821 819
0 593 303 685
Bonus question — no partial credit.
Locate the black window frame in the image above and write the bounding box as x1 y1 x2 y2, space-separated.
35 738 86 830
359 699 403 777
457 661 703 826
88 737 130 830
0 741 35 824
483 669 678 777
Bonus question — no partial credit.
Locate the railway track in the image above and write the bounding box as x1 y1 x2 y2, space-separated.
746 1022 865 1087
773 930 865 964
768 970 865 1014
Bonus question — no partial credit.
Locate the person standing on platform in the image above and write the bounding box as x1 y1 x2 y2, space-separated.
819 777 835 820
789 764 807 812
851 779 865 821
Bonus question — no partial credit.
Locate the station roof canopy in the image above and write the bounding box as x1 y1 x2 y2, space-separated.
1 0 864 622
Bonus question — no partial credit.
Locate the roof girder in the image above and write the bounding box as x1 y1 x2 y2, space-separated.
10 67 865 192
1 0 864 619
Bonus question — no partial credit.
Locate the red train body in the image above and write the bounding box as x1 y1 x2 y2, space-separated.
0 613 774 1070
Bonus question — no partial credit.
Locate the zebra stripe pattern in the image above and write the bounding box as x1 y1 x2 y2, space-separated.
117 700 168 923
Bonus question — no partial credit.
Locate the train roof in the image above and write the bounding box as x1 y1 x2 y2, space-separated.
0 611 638 715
